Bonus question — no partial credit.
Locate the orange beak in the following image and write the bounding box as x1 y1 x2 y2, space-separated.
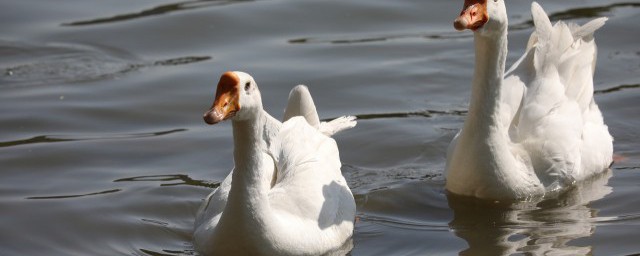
203 72 241 125
453 0 489 31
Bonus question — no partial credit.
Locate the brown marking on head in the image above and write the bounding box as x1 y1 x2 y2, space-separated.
203 71 241 125
453 0 489 31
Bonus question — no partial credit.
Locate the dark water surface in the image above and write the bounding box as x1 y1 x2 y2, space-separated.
1 0 639 255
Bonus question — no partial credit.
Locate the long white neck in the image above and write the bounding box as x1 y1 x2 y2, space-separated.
463 29 508 136
446 17 524 198
223 110 273 229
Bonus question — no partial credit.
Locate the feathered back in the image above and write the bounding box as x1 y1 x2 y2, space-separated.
268 116 352 228
529 2 607 111
275 116 341 185
514 3 612 184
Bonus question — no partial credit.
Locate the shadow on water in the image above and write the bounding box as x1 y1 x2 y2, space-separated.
448 170 614 255
0 129 187 148
63 0 254 26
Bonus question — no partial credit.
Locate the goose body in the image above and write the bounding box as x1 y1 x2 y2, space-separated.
194 71 356 255
445 1 613 200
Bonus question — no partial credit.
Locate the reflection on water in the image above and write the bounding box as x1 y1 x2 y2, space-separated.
448 170 613 256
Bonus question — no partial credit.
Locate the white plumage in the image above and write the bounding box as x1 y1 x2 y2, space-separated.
446 1 613 200
284 84 357 136
195 71 356 255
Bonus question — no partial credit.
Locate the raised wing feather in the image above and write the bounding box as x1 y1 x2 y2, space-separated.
283 85 357 136
284 85 321 129
509 2 611 187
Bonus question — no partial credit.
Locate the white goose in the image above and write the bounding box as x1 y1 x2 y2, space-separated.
194 71 356 255
445 1 613 200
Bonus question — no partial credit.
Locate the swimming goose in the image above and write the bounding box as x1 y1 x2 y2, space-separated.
445 1 613 200
194 71 356 255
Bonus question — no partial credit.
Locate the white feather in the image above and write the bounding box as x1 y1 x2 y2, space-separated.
446 2 613 200
195 73 355 255
284 84 357 136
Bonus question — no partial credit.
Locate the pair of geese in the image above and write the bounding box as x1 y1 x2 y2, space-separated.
194 1 614 255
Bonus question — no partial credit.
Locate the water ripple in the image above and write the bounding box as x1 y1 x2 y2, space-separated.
614 166 640 170
344 164 443 194
1 40 211 88
114 174 219 188
322 109 467 122
289 31 471 45
595 83 640 94
153 56 212 66
139 248 196 256
0 129 186 148
549 2 640 20
289 3 640 46
26 188 121 200
511 2 640 30
63 0 254 26
2 54 211 88
358 214 450 231
596 213 640 225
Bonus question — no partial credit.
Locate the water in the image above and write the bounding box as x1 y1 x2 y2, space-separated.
1 0 639 255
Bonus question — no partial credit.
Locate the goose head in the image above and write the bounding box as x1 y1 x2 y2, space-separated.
453 0 507 36
203 71 262 124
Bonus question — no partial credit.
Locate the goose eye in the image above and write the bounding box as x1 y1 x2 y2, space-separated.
244 82 251 91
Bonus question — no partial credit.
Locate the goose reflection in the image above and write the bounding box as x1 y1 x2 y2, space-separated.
448 170 612 255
